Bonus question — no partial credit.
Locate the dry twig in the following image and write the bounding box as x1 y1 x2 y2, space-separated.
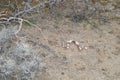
0 17 49 41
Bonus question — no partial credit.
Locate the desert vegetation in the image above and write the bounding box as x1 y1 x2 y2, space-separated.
0 0 119 80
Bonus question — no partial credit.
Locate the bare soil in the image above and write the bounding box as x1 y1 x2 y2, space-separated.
18 18 120 80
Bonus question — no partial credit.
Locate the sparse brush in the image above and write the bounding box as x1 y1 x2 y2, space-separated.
0 0 118 23
0 16 47 80
0 27 44 80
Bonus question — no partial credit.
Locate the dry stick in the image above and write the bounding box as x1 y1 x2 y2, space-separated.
14 0 62 17
0 24 6 28
14 2 45 17
0 17 48 42
1 17 23 37
9 17 23 35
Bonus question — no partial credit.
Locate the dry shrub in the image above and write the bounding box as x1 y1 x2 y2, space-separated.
0 27 44 80
0 0 119 22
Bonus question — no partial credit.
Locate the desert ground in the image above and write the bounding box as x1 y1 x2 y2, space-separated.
0 1 120 79
16 18 120 80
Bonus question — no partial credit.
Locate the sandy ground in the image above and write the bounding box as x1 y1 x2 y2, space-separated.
19 18 120 80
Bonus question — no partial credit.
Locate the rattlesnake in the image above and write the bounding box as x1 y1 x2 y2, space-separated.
62 40 88 51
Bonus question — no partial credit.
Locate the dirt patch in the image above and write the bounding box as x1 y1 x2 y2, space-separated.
15 18 120 80
0 18 119 80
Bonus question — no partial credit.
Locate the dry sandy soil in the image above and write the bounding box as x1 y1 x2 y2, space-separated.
17 18 120 80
